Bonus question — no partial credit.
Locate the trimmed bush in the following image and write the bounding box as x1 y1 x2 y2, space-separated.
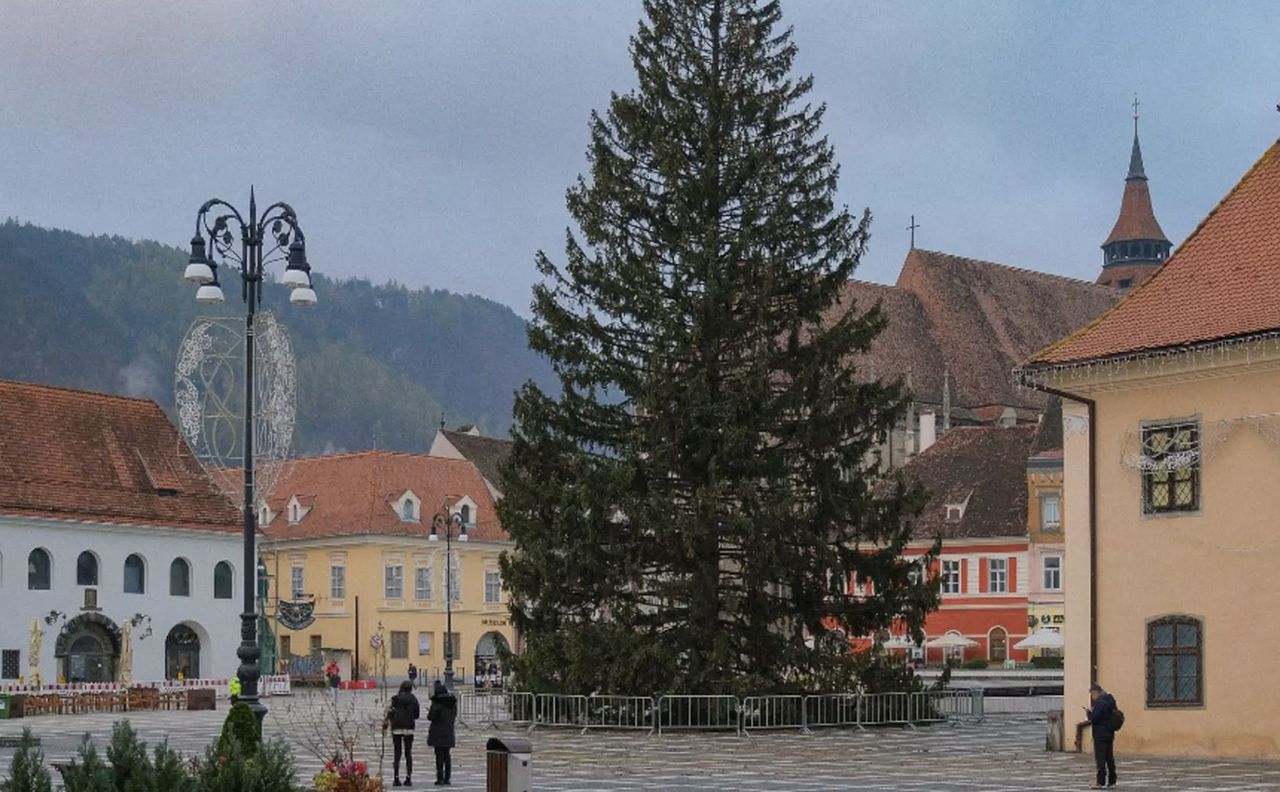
217 703 262 758
961 658 990 670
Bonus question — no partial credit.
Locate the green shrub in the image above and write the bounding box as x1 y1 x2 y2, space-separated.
61 736 114 792
961 658 990 670
192 736 295 792
217 703 262 759
1 729 52 792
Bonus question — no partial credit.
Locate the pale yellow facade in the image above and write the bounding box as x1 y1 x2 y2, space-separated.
262 534 515 684
1055 345 1280 758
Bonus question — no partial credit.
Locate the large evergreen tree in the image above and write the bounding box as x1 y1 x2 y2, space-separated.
500 0 938 695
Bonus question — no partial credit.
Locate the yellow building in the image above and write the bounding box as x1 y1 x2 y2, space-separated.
259 451 515 686
1020 139 1280 757
1024 400 1065 660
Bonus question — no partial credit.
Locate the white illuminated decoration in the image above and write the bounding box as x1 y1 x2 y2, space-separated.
175 312 296 510
1063 414 1089 438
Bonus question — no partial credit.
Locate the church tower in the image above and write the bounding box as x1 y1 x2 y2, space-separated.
1097 98 1171 289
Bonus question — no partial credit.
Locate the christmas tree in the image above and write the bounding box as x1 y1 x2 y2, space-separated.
500 0 938 695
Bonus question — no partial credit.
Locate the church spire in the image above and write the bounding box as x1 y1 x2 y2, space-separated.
1097 95 1171 291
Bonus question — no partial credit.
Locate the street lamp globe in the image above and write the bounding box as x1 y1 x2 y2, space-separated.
289 286 318 306
196 283 226 304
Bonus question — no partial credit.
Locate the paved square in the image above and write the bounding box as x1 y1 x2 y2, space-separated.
2 691 1279 790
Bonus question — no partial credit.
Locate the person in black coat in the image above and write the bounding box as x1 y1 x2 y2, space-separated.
384 680 420 787
1085 682 1118 788
426 680 458 786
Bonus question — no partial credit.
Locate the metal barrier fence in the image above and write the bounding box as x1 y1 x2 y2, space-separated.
459 689 984 735
657 695 740 734
739 695 807 734
458 691 534 728
582 695 656 732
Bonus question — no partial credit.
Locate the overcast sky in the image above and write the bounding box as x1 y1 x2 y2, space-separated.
2 1 1277 315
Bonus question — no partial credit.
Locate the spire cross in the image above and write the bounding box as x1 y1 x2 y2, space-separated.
1132 94 1140 134
907 215 920 249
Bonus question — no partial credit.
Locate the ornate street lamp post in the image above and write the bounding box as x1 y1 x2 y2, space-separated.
184 189 316 720
429 506 468 692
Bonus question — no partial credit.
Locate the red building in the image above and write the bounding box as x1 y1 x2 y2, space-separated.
891 423 1042 666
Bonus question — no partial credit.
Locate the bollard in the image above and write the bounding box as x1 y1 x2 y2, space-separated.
1045 710 1065 752
485 736 532 792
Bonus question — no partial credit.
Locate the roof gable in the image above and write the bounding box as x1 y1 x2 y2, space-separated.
1031 140 1280 366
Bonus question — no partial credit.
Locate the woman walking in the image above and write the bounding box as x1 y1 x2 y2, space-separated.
384 680 420 787
426 680 457 787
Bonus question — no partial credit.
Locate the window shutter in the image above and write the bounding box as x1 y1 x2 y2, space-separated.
961 558 969 593
1008 557 1018 593
979 558 989 593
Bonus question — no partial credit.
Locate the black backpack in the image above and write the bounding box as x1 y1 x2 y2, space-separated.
1107 706 1125 732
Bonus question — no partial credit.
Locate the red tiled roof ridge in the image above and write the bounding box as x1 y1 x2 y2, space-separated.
907 248 1117 292
1026 139 1280 367
0 378 158 406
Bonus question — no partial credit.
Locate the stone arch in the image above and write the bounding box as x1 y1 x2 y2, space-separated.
987 625 1009 662
165 621 207 679
56 613 122 684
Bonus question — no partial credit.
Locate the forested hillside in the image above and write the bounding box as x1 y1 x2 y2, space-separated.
0 220 552 454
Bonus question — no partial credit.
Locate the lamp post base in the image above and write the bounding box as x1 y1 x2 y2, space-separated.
237 612 267 723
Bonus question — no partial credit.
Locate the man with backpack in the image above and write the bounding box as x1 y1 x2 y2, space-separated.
1084 682 1121 788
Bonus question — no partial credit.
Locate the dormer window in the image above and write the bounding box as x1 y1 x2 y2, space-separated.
945 505 964 522
289 503 301 524
259 505 272 526
460 504 471 526
398 491 420 522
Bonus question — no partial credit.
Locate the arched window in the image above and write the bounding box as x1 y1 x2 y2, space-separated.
988 626 1008 662
213 562 234 600
76 551 99 586
170 558 191 597
28 549 51 590
124 554 146 594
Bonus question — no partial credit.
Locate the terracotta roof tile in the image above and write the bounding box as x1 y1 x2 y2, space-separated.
257 450 507 543
838 250 1118 408
894 425 1037 541
0 379 240 531
1030 139 1280 366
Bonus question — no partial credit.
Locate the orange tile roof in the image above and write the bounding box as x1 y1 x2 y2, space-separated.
1031 139 1280 366
258 450 507 543
0 379 241 531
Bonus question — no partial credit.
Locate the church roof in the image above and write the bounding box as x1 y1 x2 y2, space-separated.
438 429 512 491
839 249 1118 409
1102 133 1169 246
1030 139 1280 366
0 379 240 531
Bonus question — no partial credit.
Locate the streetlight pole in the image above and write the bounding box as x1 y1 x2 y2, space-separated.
430 506 468 692
184 189 316 720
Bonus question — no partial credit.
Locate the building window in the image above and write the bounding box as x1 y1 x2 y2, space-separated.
27 549 51 591
941 560 961 595
484 569 503 604
124 554 146 594
290 566 305 600
989 627 1008 662
385 564 404 600
448 552 461 603
988 558 1007 593
280 635 292 659
390 631 409 660
460 504 472 526
1 649 19 680
330 565 346 600
401 500 416 521
1141 421 1200 514
213 561 234 599
1147 615 1203 707
1043 557 1062 591
170 558 191 597
415 564 433 601
418 632 433 656
76 551 99 586
1040 494 1061 532
309 635 322 656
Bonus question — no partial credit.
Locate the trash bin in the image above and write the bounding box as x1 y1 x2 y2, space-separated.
485 736 532 792
0 695 11 720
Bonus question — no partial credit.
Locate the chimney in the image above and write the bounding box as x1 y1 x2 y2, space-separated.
919 412 937 453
